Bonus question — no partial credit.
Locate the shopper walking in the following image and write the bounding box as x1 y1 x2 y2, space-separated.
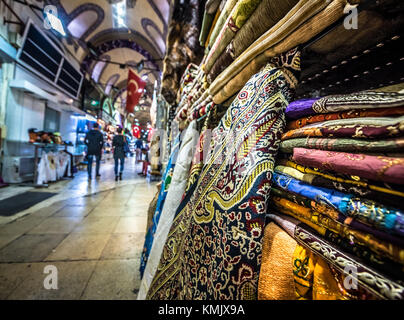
85 122 104 179
135 138 143 162
113 127 126 181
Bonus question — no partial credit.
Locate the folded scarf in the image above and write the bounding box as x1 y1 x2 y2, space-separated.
285 91 404 119
281 159 404 200
282 119 404 141
271 187 404 248
210 0 348 102
274 163 404 211
268 213 404 300
204 8 222 47
285 98 320 119
205 0 239 52
271 196 404 265
280 137 404 153
204 0 262 73
272 172 404 237
312 91 404 114
200 0 225 46
207 0 300 83
286 106 404 130
292 242 378 300
258 222 297 300
292 148 404 185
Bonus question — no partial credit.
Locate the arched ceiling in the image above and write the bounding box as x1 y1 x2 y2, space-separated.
45 0 171 128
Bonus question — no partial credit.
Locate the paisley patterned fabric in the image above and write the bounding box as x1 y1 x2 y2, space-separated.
279 137 404 154
272 172 404 237
286 107 404 130
271 196 404 265
280 159 404 202
281 119 404 141
271 187 404 248
268 214 404 300
292 148 404 185
139 134 181 278
147 52 300 300
312 92 404 114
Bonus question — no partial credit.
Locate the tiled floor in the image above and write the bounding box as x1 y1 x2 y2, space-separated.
0 158 158 299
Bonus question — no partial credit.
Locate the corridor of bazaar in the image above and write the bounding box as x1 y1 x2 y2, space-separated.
0 0 403 304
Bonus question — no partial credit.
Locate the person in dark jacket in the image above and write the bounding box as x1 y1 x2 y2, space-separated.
85 122 104 179
112 127 126 181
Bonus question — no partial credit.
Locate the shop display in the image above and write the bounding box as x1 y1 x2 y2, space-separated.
137 0 404 301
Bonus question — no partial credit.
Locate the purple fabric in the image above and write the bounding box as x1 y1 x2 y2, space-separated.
285 98 319 119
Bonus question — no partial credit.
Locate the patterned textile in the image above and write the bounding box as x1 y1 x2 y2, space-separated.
138 121 199 300
161 0 205 104
286 107 404 130
199 0 222 46
272 172 404 237
204 0 263 73
176 64 200 104
209 0 346 102
280 137 404 154
292 148 404 185
285 98 320 119
271 196 404 265
281 159 404 203
206 0 239 52
285 92 404 120
258 222 297 300
146 183 162 234
293 219 404 300
292 243 378 300
205 7 222 47
281 119 404 141
147 52 300 300
312 91 404 114
271 187 404 248
207 0 300 83
139 134 181 278
268 214 403 300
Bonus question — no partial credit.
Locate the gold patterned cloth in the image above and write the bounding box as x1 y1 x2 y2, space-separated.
146 50 300 300
258 222 297 300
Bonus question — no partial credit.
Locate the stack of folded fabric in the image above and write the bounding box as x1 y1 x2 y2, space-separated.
260 88 404 300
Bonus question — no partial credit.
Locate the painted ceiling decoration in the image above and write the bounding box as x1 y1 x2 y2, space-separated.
41 0 173 129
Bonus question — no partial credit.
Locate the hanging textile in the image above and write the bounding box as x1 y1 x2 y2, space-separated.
138 120 199 299
139 134 181 278
146 49 300 300
161 0 205 104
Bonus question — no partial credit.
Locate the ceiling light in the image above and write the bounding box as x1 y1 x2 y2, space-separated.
46 12 66 36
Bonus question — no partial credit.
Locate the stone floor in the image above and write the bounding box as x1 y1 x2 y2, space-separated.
0 157 158 300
